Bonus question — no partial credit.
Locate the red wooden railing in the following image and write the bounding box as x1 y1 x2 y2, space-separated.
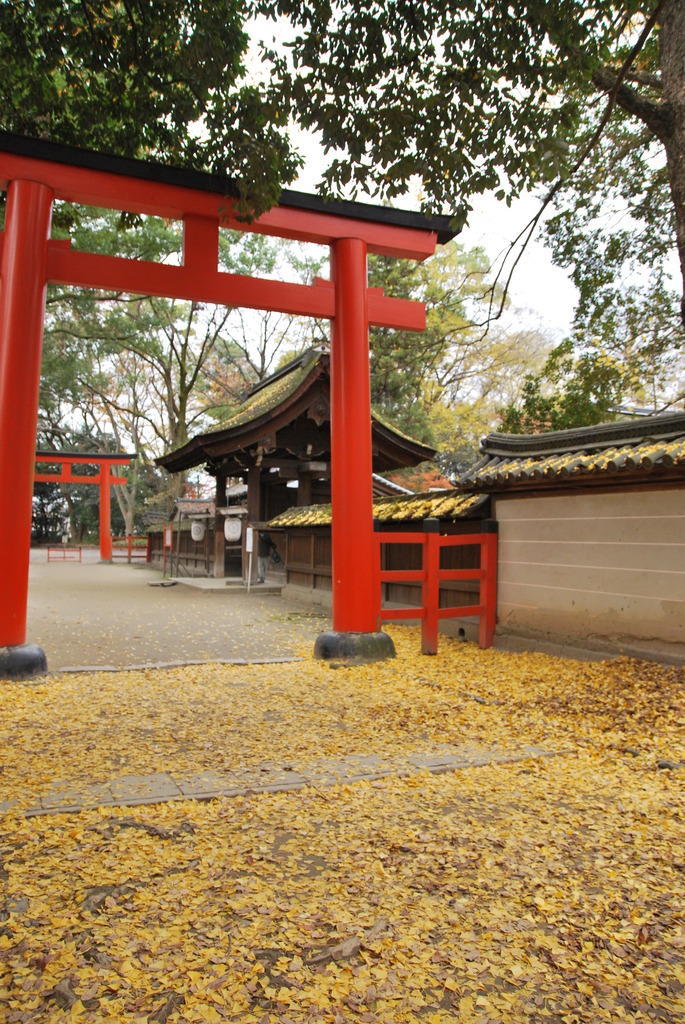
111 535 151 563
375 518 498 654
47 546 82 562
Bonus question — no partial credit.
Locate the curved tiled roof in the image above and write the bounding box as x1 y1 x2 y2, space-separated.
459 413 685 492
268 491 486 528
157 348 435 474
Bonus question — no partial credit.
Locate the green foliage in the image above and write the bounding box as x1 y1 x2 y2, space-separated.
545 114 674 316
502 221 685 434
542 34 685 382
368 243 497 443
499 338 633 433
31 483 66 543
260 0 685 412
257 1 619 219
0 0 301 213
206 231 327 401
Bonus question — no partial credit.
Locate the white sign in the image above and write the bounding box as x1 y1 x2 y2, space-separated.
245 526 254 553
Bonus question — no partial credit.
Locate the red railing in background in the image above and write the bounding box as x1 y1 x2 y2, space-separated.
111 536 151 563
375 518 498 654
47 546 81 562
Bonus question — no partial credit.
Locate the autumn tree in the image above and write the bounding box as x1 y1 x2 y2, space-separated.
498 340 630 434
368 242 550 473
499 283 685 435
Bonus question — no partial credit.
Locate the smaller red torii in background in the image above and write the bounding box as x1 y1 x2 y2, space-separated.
34 451 133 562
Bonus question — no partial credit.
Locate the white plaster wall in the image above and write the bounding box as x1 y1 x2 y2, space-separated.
494 487 685 645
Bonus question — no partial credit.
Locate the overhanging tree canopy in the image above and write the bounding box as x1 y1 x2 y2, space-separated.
5 3 681 329
256 1 685 325
0 0 300 214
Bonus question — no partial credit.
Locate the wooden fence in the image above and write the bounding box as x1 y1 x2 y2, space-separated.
111 536 151 562
47 546 82 562
375 518 498 653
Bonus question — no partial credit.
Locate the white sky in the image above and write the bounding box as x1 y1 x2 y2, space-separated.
458 192 578 340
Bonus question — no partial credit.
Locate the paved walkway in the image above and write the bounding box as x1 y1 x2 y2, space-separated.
16 745 561 818
26 551 329 671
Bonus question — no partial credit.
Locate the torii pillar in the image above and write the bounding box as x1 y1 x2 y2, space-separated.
0 179 53 679
33 452 132 562
313 238 395 663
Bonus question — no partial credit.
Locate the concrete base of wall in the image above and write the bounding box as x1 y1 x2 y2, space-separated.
283 583 333 609
491 624 685 667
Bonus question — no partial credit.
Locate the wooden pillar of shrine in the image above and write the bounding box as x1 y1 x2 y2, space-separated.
213 472 226 578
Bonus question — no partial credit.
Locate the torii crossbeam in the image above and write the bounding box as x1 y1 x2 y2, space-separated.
0 132 456 678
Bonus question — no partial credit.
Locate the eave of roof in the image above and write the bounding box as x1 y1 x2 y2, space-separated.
459 413 685 493
0 131 458 244
371 419 436 465
481 411 685 458
372 473 414 496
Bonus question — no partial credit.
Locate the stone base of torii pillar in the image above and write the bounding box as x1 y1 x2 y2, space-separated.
0 644 48 680
313 631 396 664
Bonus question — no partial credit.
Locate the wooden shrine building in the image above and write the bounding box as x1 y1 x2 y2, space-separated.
156 348 436 578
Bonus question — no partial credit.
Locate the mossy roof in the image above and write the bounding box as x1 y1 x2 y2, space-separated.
268 491 486 528
458 413 685 492
209 351 321 434
157 348 435 473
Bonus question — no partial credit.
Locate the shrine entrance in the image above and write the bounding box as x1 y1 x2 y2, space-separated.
0 132 455 678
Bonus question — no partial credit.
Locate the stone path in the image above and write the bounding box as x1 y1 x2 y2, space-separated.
12 743 562 818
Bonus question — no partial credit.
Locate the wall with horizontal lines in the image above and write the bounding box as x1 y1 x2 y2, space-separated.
493 486 685 648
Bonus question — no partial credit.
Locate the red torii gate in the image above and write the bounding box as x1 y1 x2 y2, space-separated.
0 132 455 678
34 451 133 562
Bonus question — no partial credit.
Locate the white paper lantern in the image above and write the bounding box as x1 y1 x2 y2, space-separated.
224 518 242 542
191 520 205 542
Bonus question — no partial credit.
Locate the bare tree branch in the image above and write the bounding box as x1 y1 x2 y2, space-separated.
480 0 667 332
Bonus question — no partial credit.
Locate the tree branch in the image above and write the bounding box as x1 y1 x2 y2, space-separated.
481 0 668 331
624 69 662 89
591 65 672 140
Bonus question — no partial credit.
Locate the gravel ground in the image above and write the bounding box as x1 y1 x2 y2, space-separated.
26 550 331 671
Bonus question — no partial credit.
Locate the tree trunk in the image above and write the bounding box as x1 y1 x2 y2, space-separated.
113 484 135 537
60 487 82 542
660 0 685 328
166 470 186 503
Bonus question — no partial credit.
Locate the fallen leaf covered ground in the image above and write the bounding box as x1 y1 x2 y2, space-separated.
1 626 684 1022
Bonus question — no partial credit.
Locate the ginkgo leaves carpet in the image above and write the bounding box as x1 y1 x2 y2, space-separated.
1 627 684 1022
